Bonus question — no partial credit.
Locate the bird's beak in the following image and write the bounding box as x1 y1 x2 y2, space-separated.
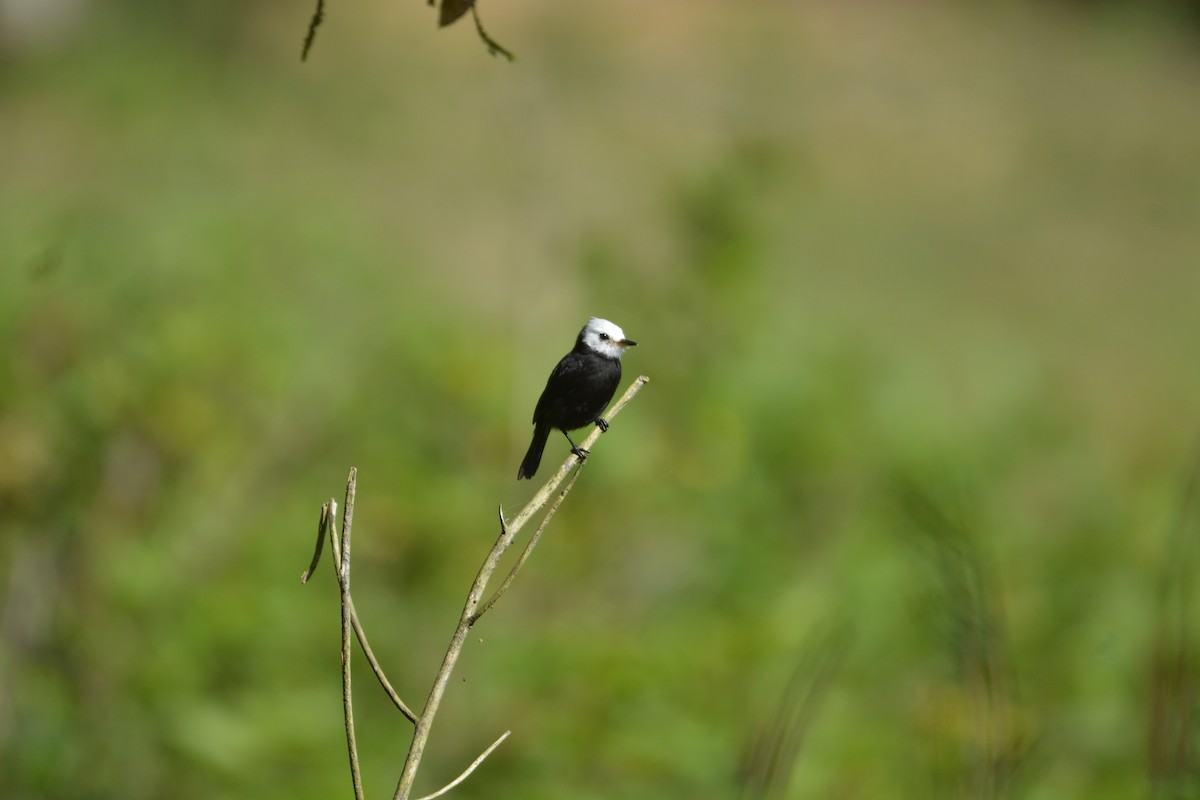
618 338 637 347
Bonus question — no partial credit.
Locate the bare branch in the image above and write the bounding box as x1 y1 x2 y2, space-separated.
392 375 648 800
335 470 365 800
413 730 512 800
317 481 418 723
470 465 582 625
299 378 649 796
393 521 514 800
300 0 325 61
339 469 356 580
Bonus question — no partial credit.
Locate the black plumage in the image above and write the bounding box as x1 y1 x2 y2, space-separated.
517 318 637 480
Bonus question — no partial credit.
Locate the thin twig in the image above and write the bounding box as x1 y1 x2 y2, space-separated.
336 470 365 800
470 4 515 61
307 472 420 724
392 375 649 800
348 597 419 723
413 730 512 800
317 482 418 723
393 519 514 800
301 0 325 61
301 503 329 583
340 471 356 579
470 465 583 625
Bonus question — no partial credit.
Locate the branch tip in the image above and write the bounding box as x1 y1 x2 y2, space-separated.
301 502 332 584
471 5 516 62
413 730 512 800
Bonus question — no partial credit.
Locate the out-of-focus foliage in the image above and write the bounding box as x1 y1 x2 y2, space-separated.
2 2 1200 798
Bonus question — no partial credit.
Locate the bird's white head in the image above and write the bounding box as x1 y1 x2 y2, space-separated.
580 317 637 360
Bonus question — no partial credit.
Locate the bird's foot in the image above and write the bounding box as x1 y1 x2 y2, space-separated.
571 445 590 461
596 417 609 433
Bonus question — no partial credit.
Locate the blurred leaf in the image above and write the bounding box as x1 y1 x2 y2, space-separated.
439 0 475 28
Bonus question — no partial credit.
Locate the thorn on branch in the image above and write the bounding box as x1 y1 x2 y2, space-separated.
470 466 584 626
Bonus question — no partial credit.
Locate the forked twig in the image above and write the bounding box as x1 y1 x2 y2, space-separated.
392 513 514 800
305 480 418 724
393 376 649 800
470 465 583 625
305 377 649 800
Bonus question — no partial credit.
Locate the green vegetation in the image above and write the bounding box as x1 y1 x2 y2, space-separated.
2 2 1200 798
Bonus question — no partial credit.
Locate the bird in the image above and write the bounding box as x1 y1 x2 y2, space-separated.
517 317 638 480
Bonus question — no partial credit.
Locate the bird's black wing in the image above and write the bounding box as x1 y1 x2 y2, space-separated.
532 351 622 431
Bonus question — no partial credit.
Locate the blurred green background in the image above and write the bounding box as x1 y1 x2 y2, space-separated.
3 1 1200 797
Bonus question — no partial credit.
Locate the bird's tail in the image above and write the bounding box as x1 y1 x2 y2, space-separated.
518 423 551 480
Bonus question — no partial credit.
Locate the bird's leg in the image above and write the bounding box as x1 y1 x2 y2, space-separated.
561 430 588 460
595 417 609 433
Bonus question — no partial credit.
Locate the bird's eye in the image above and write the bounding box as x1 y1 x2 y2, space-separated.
598 333 609 340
